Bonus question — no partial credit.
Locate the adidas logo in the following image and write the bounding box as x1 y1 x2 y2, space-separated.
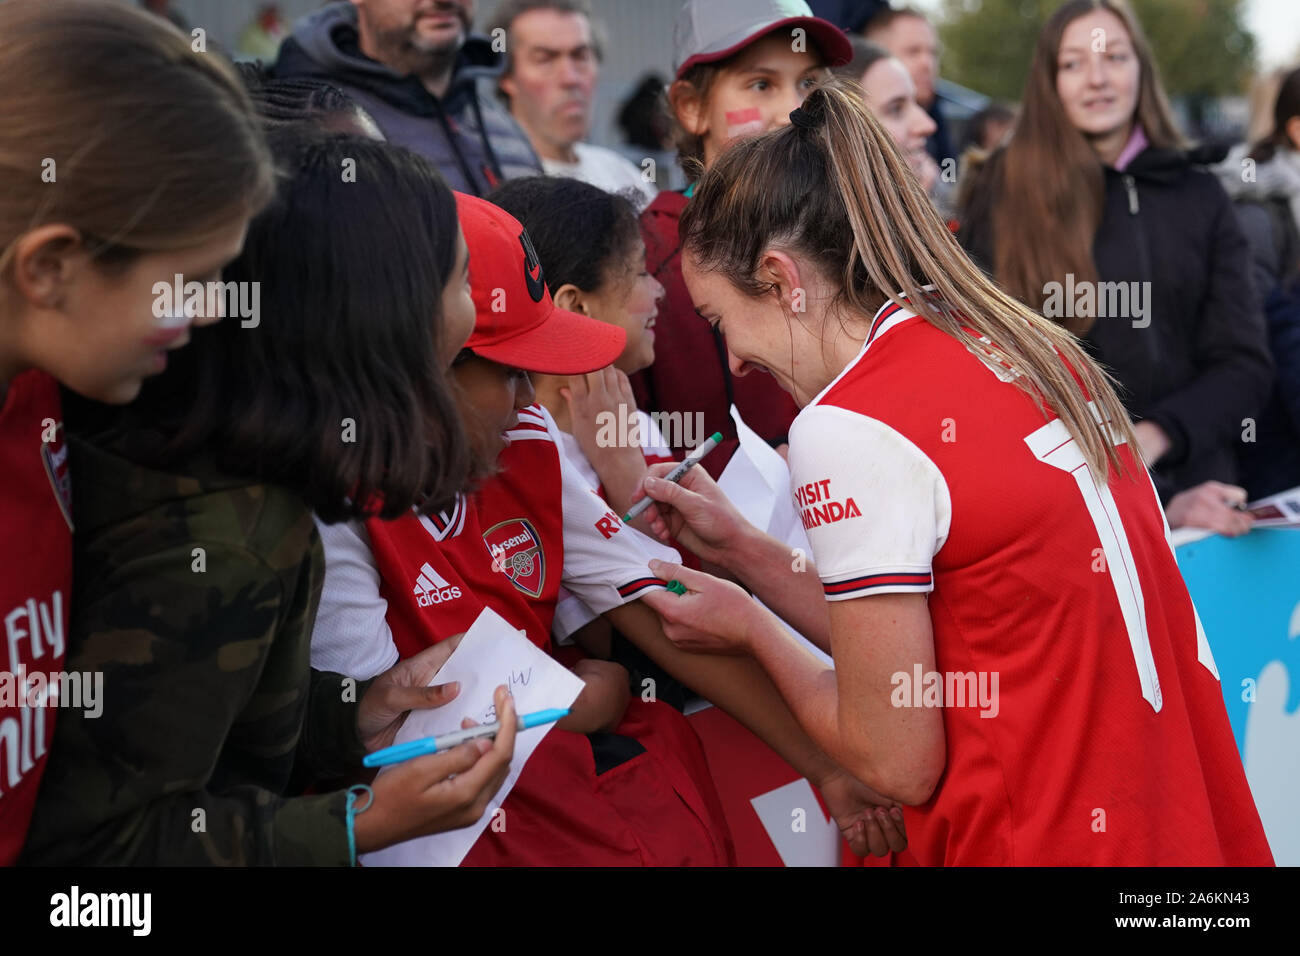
414 562 462 607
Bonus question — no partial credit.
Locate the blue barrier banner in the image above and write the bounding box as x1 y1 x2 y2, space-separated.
1176 528 1300 865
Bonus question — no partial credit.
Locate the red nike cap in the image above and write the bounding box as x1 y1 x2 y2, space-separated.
455 193 626 375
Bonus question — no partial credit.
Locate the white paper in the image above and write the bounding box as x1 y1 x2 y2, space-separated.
718 405 833 667
749 778 840 867
360 607 585 867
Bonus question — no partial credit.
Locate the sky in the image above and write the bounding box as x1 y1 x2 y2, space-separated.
913 0 1300 71
1245 0 1300 69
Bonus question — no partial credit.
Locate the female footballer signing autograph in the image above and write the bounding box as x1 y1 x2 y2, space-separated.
635 80 1273 867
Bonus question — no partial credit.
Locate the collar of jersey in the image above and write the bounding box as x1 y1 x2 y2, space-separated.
414 406 553 541
807 285 939 408
419 492 468 541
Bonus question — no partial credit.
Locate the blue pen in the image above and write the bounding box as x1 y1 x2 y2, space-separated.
363 708 570 768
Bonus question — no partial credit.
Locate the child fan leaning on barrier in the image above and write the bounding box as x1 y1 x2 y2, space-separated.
630 0 853 477
487 175 698 682
487 176 671 523
311 195 909 863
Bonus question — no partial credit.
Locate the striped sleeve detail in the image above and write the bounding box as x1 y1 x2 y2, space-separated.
617 577 668 599
506 404 555 439
509 421 552 435
822 570 933 600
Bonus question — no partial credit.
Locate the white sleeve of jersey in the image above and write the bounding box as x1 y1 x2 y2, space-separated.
787 404 951 601
635 409 674 459
554 427 602 494
538 406 680 636
310 516 400 680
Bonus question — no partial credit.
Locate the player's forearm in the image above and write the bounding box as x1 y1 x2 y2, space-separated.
725 524 831 651
604 601 840 785
748 605 945 806
744 614 843 763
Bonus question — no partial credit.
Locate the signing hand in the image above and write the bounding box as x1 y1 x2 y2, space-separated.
354 685 517 852
630 461 754 567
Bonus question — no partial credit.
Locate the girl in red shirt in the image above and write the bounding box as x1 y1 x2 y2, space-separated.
0 0 274 864
631 0 852 476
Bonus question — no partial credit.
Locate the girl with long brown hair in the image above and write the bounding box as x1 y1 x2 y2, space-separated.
633 77 1272 865
0 0 272 864
960 0 1272 537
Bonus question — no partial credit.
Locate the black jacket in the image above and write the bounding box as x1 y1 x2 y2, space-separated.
960 145 1274 501
1238 279 1300 498
272 2 541 196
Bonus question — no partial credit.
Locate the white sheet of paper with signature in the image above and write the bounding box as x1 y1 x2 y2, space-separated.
360 607 585 867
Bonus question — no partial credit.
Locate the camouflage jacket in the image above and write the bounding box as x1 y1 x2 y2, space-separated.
21 434 371 865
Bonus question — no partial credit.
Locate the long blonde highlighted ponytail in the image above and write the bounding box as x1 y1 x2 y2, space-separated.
680 78 1140 481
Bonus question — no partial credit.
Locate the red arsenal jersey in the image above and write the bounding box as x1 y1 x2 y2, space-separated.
789 300 1273 866
364 406 676 661
0 371 71 865
311 405 733 865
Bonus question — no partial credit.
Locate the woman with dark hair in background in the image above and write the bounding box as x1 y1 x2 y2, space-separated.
959 0 1273 535
834 37 942 201
23 134 516 865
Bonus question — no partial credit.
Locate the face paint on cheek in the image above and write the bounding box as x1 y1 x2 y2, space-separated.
153 309 190 331
724 107 764 142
